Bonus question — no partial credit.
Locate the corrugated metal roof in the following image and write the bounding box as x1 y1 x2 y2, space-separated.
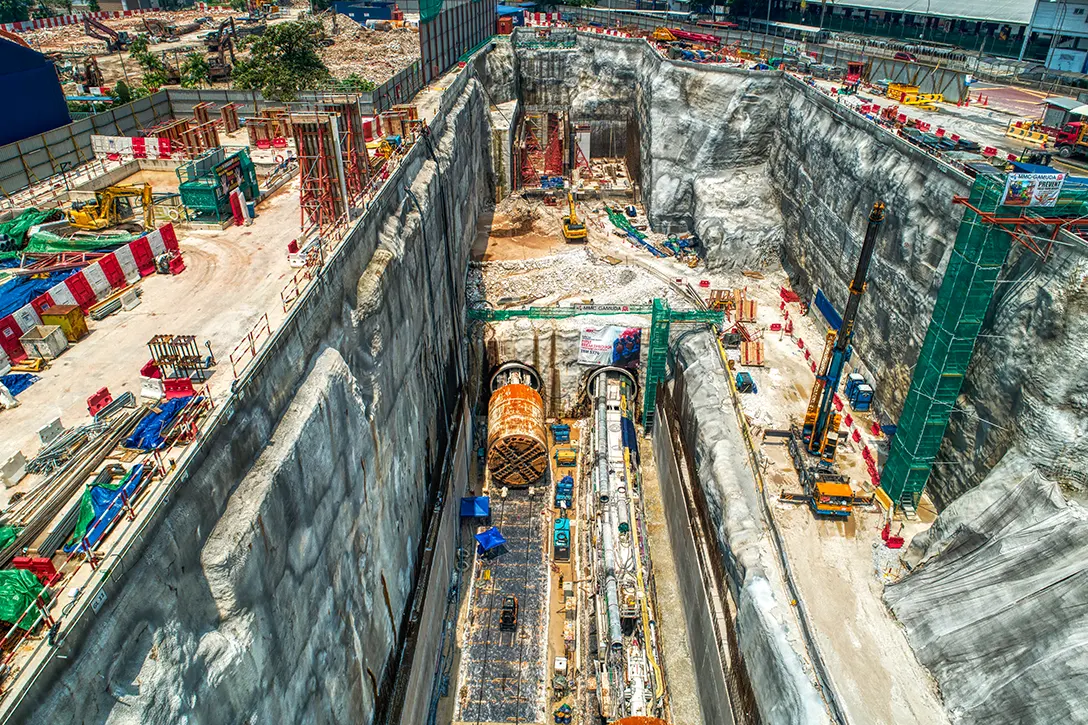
832 0 1035 25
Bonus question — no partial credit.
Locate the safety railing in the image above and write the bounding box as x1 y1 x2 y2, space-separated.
229 313 272 378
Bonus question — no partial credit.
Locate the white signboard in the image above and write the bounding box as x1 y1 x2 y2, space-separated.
783 39 800 57
578 326 642 368
1001 173 1066 208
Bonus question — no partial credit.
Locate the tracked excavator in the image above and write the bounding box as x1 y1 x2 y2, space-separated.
562 192 587 243
83 16 130 52
66 184 155 232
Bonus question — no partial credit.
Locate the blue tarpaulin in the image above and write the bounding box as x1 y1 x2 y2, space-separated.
0 269 77 319
621 416 640 463
475 526 506 554
63 464 147 553
460 496 491 518
0 373 38 396
813 288 843 331
123 396 194 451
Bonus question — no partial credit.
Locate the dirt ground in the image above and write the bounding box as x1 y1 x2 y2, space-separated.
0 176 301 481
114 167 185 192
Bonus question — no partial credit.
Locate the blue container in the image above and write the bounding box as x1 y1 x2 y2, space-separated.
844 372 865 399
851 384 874 412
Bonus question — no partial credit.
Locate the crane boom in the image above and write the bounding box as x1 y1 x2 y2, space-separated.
804 201 885 461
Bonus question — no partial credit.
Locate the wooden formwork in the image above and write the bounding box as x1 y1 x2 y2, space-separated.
220 103 241 134
735 288 758 323
192 101 216 126
290 112 348 232
740 340 764 366
145 118 190 147
180 120 220 156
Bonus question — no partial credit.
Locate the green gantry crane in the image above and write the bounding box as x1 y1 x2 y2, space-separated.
468 297 723 431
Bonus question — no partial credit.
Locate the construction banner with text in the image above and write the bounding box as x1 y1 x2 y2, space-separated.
1001 172 1065 207
578 327 642 368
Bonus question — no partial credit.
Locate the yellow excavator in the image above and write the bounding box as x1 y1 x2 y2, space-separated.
66 183 155 232
562 192 587 243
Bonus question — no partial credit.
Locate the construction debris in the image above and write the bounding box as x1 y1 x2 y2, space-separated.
317 14 420 84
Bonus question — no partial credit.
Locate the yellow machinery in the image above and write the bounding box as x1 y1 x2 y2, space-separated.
562 192 587 243
66 183 154 232
651 27 676 42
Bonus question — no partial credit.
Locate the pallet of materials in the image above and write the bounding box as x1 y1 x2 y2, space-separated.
740 340 764 366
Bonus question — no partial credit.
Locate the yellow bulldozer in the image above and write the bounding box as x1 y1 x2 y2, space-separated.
66 183 155 232
562 192 587 243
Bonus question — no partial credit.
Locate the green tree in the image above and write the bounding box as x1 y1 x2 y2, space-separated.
87 0 99 10
180 52 209 88
340 73 377 92
231 20 332 101
113 79 132 104
229 0 246 10
0 0 31 23
128 34 150 57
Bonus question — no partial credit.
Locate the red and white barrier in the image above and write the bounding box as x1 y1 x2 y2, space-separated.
523 11 560 26
0 224 180 363
3 8 155 33
91 134 176 161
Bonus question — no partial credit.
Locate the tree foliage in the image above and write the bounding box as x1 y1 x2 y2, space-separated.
128 37 171 90
0 0 31 23
231 20 331 101
180 52 209 88
339 73 377 92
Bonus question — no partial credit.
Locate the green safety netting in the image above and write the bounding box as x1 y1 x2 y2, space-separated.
0 209 62 253
0 526 20 552
0 569 48 630
420 0 443 22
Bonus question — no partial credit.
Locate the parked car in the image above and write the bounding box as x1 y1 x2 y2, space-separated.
894 51 918 62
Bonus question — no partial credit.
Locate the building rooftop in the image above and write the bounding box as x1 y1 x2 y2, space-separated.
829 0 1034 26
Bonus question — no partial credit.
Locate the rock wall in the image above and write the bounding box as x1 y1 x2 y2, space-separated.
13 65 494 724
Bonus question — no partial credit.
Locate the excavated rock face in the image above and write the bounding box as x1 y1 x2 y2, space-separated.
767 86 970 420
513 35 1088 511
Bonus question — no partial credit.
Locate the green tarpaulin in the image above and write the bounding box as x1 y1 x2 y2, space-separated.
0 209 61 253
0 526 20 552
0 569 48 630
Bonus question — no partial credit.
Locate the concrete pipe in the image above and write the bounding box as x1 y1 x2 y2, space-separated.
486 362 547 488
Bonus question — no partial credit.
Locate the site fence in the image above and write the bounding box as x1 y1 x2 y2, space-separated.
1 59 427 202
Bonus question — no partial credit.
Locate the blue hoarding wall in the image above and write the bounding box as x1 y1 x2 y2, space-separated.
0 39 71 147
332 0 396 22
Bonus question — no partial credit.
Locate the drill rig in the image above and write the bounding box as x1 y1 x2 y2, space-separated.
788 201 885 517
803 200 885 461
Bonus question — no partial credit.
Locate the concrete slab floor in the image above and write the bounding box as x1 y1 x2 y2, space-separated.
638 441 705 725
0 176 302 481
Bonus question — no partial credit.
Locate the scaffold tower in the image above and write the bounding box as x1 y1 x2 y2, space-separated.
882 171 1088 509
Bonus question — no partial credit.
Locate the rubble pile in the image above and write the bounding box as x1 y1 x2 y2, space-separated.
318 14 420 83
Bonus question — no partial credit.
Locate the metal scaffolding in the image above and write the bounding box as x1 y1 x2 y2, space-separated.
882 173 1088 510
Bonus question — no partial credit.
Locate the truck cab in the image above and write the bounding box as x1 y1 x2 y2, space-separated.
1055 121 1088 157
811 481 854 517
